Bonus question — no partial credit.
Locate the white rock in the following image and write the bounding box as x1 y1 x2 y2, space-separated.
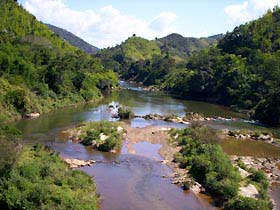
64 158 96 168
117 126 123 133
100 133 109 141
239 184 258 198
25 113 40 118
237 166 250 178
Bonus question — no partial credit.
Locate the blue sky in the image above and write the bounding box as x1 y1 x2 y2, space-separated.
18 0 280 48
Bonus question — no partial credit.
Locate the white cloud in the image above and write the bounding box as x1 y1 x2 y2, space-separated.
150 12 177 32
22 0 177 48
225 0 280 25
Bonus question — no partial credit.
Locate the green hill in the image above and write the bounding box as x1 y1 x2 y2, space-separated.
46 24 99 54
0 0 117 122
122 36 161 61
162 7 280 126
156 33 222 57
98 36 161 63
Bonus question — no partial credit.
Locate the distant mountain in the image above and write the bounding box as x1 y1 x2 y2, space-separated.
208 34 224 40
100 36 161 61
46 24 99 54
156 33 223 57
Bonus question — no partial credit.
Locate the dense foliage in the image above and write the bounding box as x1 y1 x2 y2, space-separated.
0 144 99 210
78 121 124 152
46 24 99 54
170 124 272 209
99 7 280 126
117 107 134 119
0 122 99 210
156 33 221 58
0 0 117 122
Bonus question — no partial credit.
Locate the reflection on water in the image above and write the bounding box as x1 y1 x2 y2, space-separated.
82 155 215 210
221 138 280 158
13 81 280 210
131 142 163 160
270 184 280 210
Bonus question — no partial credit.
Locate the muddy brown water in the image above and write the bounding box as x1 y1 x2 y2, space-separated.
14 81 280 210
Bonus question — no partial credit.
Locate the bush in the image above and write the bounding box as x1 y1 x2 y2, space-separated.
225 197 273 210
0 144 99 210
118 107 134 119
249 169 267 183
170 125 272 209
79 121 124 152
172 126 241 202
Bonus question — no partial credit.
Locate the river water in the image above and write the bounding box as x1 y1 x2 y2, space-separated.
14 81 280 210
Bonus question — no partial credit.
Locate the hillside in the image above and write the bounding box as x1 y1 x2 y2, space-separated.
156 33 222 57
46 24 99 54
97 36 162 73
105 8 280 126
0 0 117 122
159 8 280 126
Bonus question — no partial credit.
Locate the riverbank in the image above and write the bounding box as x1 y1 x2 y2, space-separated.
131 112 280 148
11 80 280 210
119 123 279 209
0 141 100 210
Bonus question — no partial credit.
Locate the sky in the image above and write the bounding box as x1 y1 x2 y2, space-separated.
18 0 280 48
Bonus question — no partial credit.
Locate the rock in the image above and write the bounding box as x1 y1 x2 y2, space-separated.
237 166 250 178
239 184 258 198
25 113 40 118
63 158 96 168
117 126 124 133
191 182 205 194
159 127 172 131
100 133 109 141
110 149 117 154
160 159 169 164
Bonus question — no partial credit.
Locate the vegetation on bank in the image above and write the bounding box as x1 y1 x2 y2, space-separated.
0 1 118 122
0 125 99 210
169 123 273 209
71 121 125 152
99 7 280 126
117 107 134 119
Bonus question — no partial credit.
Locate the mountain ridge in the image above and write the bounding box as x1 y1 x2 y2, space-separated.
46 23 99 54
156 33 223 57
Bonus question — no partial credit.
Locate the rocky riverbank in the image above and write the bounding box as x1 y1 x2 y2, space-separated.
121 124 208 195
222 129 280 147
231 156 280 184
63 158 96 168
134 112 249 125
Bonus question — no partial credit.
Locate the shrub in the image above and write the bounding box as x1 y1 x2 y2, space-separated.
0 144 99 210
118 107 134 119
79 121 124 152
249 169 267 183
225 197 273 210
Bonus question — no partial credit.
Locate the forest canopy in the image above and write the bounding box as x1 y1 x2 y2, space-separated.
99 7 280 126
0 0 118 122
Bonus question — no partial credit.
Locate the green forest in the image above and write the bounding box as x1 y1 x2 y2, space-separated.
0 125 99 209
99 7 280 126
0 0 280 209
0 1 114 209
0 0 118 123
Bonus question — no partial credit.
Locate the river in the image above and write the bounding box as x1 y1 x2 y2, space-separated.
14 81 280 210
